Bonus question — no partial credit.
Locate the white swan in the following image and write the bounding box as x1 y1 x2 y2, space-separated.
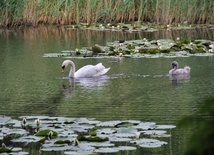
169 61 191 75
62 60 110 78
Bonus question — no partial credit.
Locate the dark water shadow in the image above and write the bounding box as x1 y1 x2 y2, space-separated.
178 98 214 155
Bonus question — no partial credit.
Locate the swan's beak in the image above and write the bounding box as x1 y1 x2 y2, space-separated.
62 66 65 73
172 63 176 69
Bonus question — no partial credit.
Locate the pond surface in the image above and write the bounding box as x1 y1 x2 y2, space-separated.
0 26 214 155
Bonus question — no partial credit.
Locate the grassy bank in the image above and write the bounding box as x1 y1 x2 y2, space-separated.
0 0 213 28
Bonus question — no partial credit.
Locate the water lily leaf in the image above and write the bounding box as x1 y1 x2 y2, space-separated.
117 146 137 151
54 140 71 145
96 128 116 135
142 130 167 135
155 125 176 129
12 135 44 143
35 129 58 137
117 127 137 134
0 116 11 125
114 121 134 128
19 116 50 120
4 129 28 137
41 145 71 151
9 151 29 155
64 150 94 155
85 141 114 147
130 138 167 148
113 133 136 138
77 135 109 142
95 147 120 153
96 121 122 127
109 137 132 142
134 122 156 130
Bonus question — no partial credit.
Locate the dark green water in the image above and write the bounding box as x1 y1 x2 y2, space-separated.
0 27 214 154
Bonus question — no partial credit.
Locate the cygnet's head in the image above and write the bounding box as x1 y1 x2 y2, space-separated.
171 61 179 69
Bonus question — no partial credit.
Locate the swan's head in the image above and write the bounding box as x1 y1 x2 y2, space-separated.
171 61 179 69
62 60 71 73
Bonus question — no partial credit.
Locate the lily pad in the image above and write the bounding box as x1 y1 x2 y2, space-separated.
155 125 176 129
95 147 120 153
0 115 176 154
130 138 167 148
134 122 156 130
142 130 167 135
0 116 11 125
97 121 122 127
35 129 58 137
117 146 137 151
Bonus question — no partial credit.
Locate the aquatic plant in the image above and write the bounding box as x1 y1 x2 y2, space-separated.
0 115 175 154
43 38 214 58
0 0 213 28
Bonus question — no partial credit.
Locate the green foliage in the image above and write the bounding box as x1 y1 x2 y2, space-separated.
35 129 58 137
77 134 109 142
0 0 213 27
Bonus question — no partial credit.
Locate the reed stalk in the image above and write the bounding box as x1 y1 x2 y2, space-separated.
0 0 213 28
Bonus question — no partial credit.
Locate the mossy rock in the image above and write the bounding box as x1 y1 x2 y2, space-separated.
35 129 58 137
92 44 105 53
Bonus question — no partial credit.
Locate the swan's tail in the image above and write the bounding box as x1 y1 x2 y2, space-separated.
184 66 191 73
94 63 111 76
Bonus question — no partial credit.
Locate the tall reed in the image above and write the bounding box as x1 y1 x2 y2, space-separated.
0 0 213 28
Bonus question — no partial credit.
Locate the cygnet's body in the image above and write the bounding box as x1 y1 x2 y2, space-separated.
169 61 191 75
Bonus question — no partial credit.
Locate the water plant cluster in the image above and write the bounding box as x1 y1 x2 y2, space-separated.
43 38 214 58
0 115 175 154
0 0 213 28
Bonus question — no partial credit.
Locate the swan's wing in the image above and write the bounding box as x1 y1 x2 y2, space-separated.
75 63 110 78
75 65 96 78
94 63 110 76
94 67 111 76
171 68 190 75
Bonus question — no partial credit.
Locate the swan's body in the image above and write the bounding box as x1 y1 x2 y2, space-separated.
62 60 110 78
169 61 191 75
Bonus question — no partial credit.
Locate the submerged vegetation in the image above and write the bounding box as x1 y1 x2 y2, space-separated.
0 0 213 28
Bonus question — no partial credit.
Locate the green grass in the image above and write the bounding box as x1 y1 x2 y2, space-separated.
0 0 213 28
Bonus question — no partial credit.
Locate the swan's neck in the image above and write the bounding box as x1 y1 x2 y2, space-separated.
68 61 76 78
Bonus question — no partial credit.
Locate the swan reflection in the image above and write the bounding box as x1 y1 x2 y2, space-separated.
169 74 190 86
61 75 110 96
75 75 110 88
